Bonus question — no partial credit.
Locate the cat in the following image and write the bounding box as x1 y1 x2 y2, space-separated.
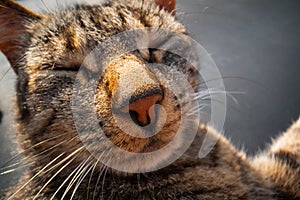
0 0 300 199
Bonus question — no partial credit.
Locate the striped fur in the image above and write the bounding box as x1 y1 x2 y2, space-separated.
0 0 299 199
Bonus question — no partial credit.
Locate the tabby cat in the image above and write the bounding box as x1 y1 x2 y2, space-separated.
0 0 300 199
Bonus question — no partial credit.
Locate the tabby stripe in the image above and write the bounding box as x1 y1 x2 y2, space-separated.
271 151 300 169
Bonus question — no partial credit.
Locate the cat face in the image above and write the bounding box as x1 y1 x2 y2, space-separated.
0 0 200 172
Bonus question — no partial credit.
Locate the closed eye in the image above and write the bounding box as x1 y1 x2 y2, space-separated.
139 48 164 63
41 64 80 71
53 66 79 71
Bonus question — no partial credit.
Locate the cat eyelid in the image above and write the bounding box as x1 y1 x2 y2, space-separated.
139 32 190 63
41 63 80 71
138 36 174 62
138 48 164 63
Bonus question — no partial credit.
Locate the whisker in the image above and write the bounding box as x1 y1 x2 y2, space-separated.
193 89 245 107
0 66 12 82
50 155 89 200
0 135 77 176
70 159 95 200
192 90 245 98
93 150 113 200
61 156 93 199
7 153 66 200
196 94 246 115
0 133 70 170
87 151 104 199
197 76 266 89
186 104 209 116
100 164 110 200
2 160 42 176
33 146 84 199
93 166 108 200
40 0 51 13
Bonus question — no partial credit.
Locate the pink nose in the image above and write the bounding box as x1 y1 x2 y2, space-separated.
129 93 163 126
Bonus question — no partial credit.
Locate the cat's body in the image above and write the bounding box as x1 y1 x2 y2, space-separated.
0 0 300 199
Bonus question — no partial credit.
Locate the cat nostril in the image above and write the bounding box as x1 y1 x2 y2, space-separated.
128 90 163 127
129 110 151 127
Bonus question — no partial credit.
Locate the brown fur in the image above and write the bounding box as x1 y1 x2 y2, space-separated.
0 0 299 199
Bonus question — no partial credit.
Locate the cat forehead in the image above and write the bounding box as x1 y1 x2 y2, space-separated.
25 1 185 71
30 1 184 37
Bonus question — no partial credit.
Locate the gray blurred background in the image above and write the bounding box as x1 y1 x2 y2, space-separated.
1 0 300 195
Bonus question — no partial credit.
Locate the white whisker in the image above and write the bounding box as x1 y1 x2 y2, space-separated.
93 150 113 200
50 155 92 200
0 133 71 173
87 151 104 199
33 146 84 200
7 153 66 200
61 155 93 199
70 160 94 200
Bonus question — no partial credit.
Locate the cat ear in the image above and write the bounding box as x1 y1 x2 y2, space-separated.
155 0 176 15
0 0 41 73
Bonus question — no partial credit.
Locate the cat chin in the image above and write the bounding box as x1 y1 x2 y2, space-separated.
90 130 185 174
